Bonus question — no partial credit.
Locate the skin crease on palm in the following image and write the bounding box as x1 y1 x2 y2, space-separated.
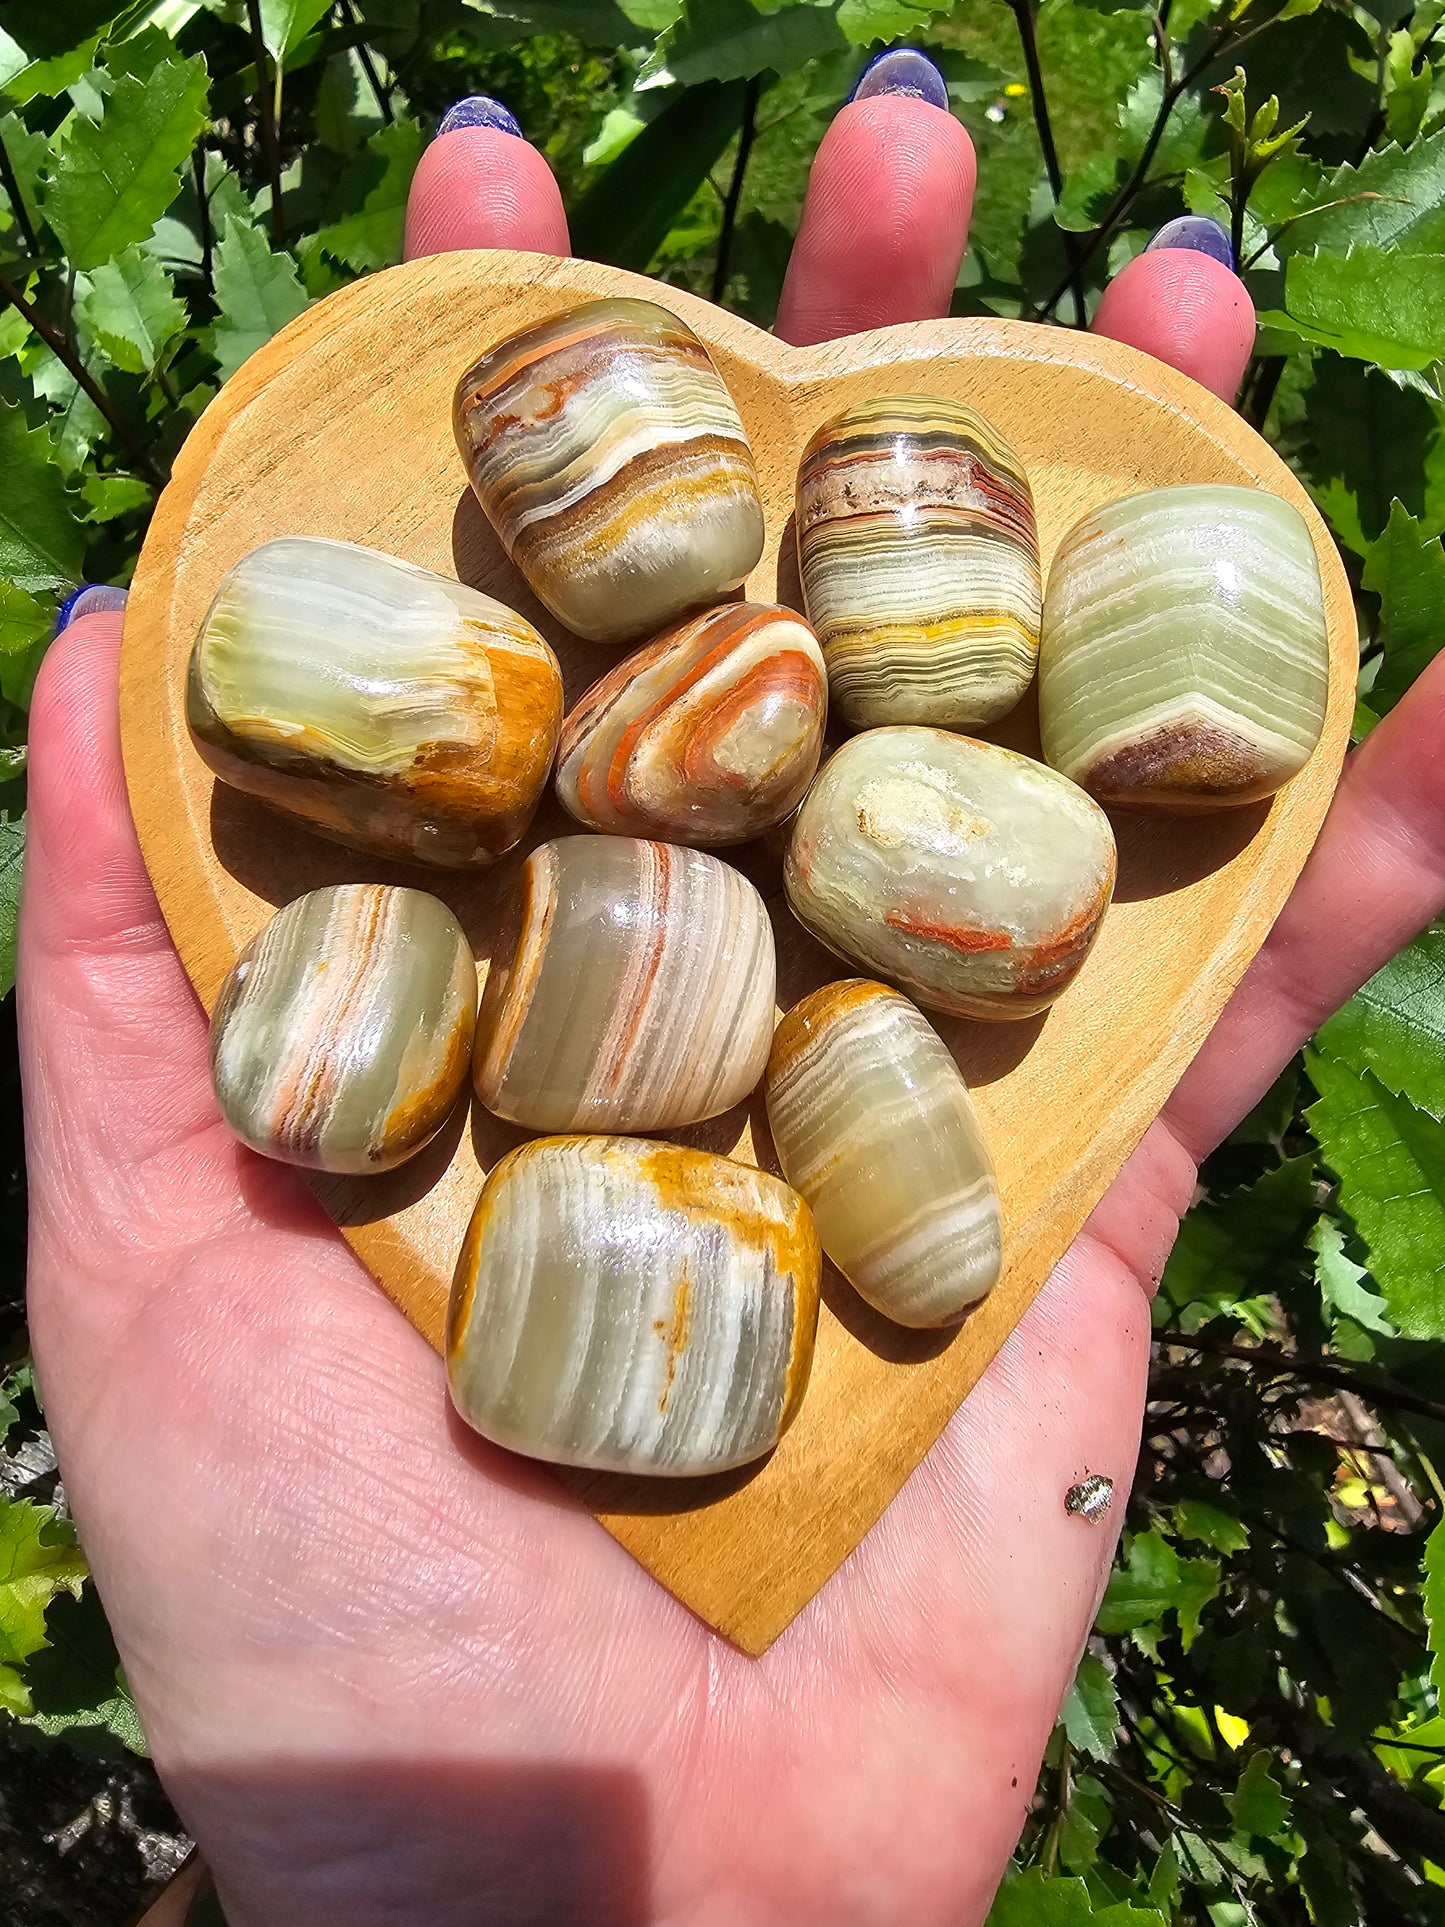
18 90 1445 1927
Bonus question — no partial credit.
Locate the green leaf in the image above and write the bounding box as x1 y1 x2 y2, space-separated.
45 48 210 270
1359 503 1445 719
0 1496 86 1671
1159 1154 1316 1333
0 579 50 706
1284 126 1445 258
645 0 847 88
1315 920 1445 1120
1425 1516 1445 1696
1229 1750 1292 1838
311 116 423 272
1096 1530 1220 1653
571 79 746 271
1279 247 1445 370
0 1 116 106
210 214 309 380
1306 1045 1445 1339
1172 1498 1250 1553
1309 1214 1396 1338
1060 1652 1119 1762
987 1869 1166 1927
258 0 332 64
79 473 151 521
0 410 83 594
836 0 945 45
1384 28 1432 147
77 243 186 375
1300 355 1445 556
0 811 23 997
11 1585 146 1755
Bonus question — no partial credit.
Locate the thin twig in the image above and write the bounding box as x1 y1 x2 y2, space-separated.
1243 353 1285 431
0 128 40 260
711 74 761 307
1033 10 1278 320
1154 1333 1445 1426
193 148 214 295
0 268 161 484
336 0 393 124
246 0 286 245
1009 0 1086 326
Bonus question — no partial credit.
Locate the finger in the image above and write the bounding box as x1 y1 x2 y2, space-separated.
1090 222 1255 403
1166 648 1445 1159
403 98 569 262
776 56 976 347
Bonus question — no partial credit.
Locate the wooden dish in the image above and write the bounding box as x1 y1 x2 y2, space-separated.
119 249 1356 1654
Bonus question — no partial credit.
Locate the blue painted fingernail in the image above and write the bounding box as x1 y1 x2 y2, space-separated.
55 583 128 636
436 96 522 141
1146 216 1233 268
850 48 949 111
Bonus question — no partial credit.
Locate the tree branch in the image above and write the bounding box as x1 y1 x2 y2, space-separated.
0 128 40 261
0 269 161 485
711 75 760 307
336 0 393 124
1154 1333 1445 1427
246 0 286 245
1009 0 1087 326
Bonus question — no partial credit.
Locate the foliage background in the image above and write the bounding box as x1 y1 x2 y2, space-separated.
3 0 1445 1920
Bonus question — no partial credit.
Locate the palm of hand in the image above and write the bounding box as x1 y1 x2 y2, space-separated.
22 90 1445 1927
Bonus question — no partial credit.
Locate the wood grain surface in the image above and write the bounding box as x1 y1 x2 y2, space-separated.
119 249 1356 1654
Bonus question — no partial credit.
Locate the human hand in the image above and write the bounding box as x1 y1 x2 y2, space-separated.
24 57 1437 1927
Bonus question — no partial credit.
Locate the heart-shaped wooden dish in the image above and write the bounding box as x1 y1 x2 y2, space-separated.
120 249 1355 1654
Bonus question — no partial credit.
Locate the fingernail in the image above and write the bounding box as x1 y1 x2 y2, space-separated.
850 48 949 111
436 96 522 142
1146 216 1234 269
54 583 128 636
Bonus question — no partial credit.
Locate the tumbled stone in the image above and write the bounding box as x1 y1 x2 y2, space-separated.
447 1136 820 1475
454 298 765 645
766 980 1001 1327
188 537 562 867
555 601 827 846
474 836 776 1132
210 885 476 1174
785 727 1115 1020
1039 484 1330 808
795 395 1041 730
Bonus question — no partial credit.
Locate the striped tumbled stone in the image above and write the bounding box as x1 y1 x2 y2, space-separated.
210 885 476 1174
447 1137 821 1475
555 601 827 846
453 298 765 645
766 981 1001 1327
795 395 1041 730
474 837 776 1132
188 537 563 868
1039 484 1330 808
785 727 1116 1020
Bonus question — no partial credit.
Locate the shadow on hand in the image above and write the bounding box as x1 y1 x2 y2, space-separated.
179 1758 651 1927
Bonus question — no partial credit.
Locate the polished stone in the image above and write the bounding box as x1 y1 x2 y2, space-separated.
475 836 776 1131
785 727 1115 1019
766 980 1001 1326
795 395 1041 730
188 537 562 866
555 602 827 846
447 1136 820 1475
454 298 765 645
1039 484 1330 808
211 885 476 1174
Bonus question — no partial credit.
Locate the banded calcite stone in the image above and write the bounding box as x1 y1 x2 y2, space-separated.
766 981 1001 1327
1039 484 1330 808
555 602 827 846
785 727 1115 1020
475 836 776 1131
188 537 563 867
453 298 766 645
447 1137 820 1476
795 395 1041 730
210 885 476 1174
